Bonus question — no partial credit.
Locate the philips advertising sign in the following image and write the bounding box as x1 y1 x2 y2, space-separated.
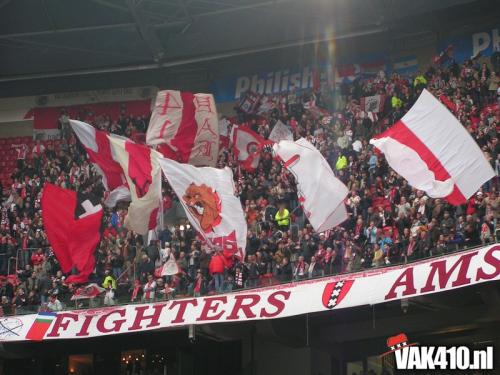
211 66 317 103
443 27 500 62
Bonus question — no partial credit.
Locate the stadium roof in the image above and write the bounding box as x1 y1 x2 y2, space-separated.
0 0 487 84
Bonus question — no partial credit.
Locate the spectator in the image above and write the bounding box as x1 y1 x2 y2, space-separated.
307 256 323 278
142 274 156 302
275 257 293 282
0 277 14 301
192 270 204 297
0 296 13 315
293 255 308 280
47 293 63 312
209 249 228 293
274 202 290 231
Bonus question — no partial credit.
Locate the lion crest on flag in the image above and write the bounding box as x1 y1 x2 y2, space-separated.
183 183 222 232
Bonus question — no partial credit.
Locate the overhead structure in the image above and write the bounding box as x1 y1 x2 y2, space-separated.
0 0 488 87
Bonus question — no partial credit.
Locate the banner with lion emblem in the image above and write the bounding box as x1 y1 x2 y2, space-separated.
158 157 247 259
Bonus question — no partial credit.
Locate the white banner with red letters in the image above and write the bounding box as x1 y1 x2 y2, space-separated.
1 245 498 342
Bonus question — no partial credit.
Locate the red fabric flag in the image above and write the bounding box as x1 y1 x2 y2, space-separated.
41 184 103 283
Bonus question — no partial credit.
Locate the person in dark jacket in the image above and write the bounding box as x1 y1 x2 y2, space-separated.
307 256 324 278
246 254 260 288
412 231 430 260
463 223 481 247
275 257 293 282
137 254 155 283
0 278 14 301
145 240 159 265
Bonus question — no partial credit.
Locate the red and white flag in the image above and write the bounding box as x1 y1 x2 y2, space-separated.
146 90 219 167
70 120 129 189
268 120 293 143
273 138 349 232
108 136 162 235
231 126 270 171
370 89 495 204
158 157 247 260
155 260 180 277
71 284 105 300
41 184 103 284
360 94 385 113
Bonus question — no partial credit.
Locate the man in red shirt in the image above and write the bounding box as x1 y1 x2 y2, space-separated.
209 249 228 293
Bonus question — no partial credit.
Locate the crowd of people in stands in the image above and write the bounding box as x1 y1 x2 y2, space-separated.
0 54 498 315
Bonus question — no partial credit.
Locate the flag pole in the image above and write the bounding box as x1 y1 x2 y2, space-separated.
159 169 164 232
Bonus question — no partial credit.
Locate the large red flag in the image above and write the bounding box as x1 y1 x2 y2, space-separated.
41 184 103 283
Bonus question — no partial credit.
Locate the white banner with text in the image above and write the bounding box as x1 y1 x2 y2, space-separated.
1 244 498 342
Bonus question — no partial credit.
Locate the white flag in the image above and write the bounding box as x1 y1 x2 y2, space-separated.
158 158 247 260
160 260 180 276
268 120 293 143
273 138 349 232
370 89 495 204
146 90 219 167
108 136 162 235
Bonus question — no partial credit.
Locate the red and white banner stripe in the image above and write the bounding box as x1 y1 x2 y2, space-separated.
370 89 495 205
146 90 219 167
108 136 162 235
231 126 270 172
70 120 126 192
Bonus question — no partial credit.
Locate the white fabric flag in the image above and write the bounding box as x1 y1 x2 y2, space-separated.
370 89 495 205
273 138 349 232
160 260 180 276
108 136 162 235
104 185 131 208
146 90 219 166
268 120 293 143
158 157 247 260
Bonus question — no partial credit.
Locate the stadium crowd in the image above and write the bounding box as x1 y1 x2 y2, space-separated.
0 55 498 315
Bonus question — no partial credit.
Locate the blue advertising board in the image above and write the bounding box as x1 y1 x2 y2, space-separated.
441 27 500 63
